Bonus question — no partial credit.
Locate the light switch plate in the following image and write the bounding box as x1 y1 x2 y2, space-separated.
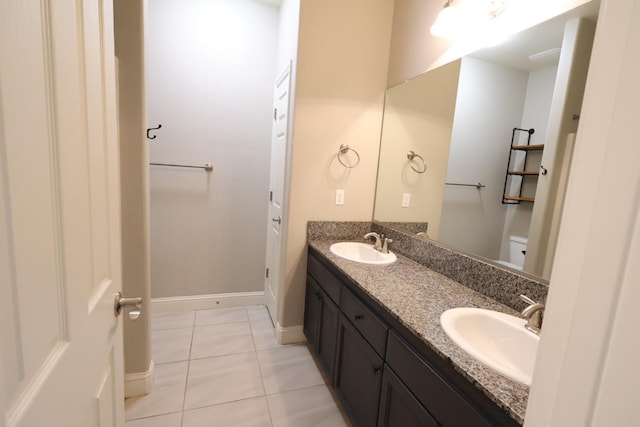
402 193 411 208
336 189 345 205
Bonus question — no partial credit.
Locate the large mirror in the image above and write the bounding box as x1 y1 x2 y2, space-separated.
373 2 599 280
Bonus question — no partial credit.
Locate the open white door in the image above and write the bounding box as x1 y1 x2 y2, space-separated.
265 64 292 324
1 1 125 426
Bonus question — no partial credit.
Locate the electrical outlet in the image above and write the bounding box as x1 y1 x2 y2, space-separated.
335 189 345 205
402 193 411 208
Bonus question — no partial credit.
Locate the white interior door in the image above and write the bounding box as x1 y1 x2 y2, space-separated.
265 64 291 324
1 1 124 426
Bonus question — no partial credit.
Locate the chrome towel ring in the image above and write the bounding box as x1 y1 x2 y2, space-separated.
338 144 360 168
407 151 427 173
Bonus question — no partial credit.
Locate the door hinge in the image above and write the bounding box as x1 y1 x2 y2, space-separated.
269 191 273 202
273 108 277 120
265 268 270 278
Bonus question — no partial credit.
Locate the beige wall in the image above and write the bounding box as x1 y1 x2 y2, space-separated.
280 0 597 329
114 0 152 376
373 60 461 238
281 0 394 326
388 0 592 86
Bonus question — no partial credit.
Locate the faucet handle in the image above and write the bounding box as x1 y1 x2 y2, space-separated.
519 294 537 306
381 237 393 254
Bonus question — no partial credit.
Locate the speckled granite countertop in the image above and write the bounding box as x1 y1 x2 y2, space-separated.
309 240 530 425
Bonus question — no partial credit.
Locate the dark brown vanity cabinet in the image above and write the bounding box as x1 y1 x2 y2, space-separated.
385 332 499 427
303 275 339 380
304 247 521 427
334 313 384 426
378 365 439 427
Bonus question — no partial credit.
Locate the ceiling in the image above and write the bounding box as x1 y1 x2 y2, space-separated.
471 1 600 72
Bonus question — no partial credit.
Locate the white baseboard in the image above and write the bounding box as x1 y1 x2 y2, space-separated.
151 291 265 313
125 360 154 398
276 322 306 345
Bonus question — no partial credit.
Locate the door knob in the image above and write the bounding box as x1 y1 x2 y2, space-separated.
114 292 143 320
272 217 281 225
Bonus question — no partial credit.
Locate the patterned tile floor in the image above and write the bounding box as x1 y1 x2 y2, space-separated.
125 305 350 427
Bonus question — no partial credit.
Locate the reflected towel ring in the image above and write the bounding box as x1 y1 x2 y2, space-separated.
338 144 360 168
407 151 427 173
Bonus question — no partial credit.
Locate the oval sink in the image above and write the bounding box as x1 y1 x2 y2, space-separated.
329 242 397 265
440 307 540 386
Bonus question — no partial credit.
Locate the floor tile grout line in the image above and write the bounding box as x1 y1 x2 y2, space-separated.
178 309 198 427
136 305 328 426
184 306 267 423
194 319 252 328
248 307 275 427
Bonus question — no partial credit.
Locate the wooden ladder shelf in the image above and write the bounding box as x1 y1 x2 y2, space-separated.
501 127 543 204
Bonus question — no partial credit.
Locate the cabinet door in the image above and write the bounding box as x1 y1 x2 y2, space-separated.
303 275 339 381
378 366 439 427
317 288 339 381
335 314 384 427
386 332 498 427
303 276 321 348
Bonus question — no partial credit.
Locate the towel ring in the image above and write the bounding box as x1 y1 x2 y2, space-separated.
407 151 427 174
338 144 360 168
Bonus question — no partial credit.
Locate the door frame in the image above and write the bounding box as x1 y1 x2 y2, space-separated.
265 61 295 341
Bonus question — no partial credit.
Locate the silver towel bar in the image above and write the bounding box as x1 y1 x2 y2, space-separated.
150 162 213 172
445 182 486 189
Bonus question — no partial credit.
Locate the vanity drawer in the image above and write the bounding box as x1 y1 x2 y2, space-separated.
307 252 342 304
341 286 388 357
386 332 494 427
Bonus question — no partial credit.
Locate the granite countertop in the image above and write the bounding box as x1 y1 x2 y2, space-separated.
309 240 530 425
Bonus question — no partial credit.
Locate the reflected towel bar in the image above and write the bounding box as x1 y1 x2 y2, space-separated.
150 162 213 172
446 182 485 189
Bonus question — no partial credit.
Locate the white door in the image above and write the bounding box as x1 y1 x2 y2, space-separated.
265 64 292 324
1 1 124 426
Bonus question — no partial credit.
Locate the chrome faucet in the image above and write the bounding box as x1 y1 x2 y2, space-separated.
520 294 544 335
364 232 393 254
364 232 382 251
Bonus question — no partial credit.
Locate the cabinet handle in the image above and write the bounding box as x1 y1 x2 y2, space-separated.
373 366 382 373
354 314 364 321
315 291 322 298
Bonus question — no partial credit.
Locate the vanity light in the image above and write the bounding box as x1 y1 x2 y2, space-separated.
430 0 460 38
430 0 508 39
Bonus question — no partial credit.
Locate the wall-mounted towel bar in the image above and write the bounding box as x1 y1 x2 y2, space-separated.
446 182 486 189
150 162 213 172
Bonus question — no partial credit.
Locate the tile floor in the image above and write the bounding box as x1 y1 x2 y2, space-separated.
125 305 350 427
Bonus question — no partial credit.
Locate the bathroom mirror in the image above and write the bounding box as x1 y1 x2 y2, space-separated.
373 2 599 280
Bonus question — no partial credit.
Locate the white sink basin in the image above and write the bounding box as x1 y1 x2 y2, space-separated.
329 242 397 265
440 307 540 386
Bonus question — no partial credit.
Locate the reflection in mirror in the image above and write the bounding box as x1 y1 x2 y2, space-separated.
373 2 599 280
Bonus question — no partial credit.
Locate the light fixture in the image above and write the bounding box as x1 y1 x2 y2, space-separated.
430 0 508 39
430 1 464 39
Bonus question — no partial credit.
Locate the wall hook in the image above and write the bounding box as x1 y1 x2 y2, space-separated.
147 124 162 140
